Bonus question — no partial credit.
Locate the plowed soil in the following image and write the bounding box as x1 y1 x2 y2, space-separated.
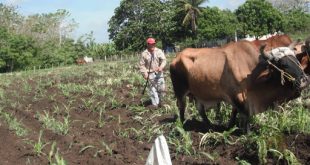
0 63 309 165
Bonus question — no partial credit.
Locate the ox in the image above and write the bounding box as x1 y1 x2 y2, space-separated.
296 36 310 74
84 56 94 63
170 40 309 132
251 34 292 51
76 56 94 65
189 34 294 117
207 35 296 122
76 58 86 65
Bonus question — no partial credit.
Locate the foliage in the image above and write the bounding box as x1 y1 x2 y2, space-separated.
89 42 119 59
198 7 239 40
199 126 243 147
0 1 310 73
168 118 195 155
22 9 78 46
108 0 181 51
0 27 37 72
0 108 28 136
33 39 83 68
0 3 95 72
157 0 181 50
37 111 70 135
48 142 67 165
27 130 49 156
283 9 310 34
176 0 208 35
109 0 162 51
235 0 284 37
0 56 309 163
0 3 23 31
267 0 310 13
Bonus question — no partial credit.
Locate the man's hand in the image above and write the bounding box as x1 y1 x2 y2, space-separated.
155 66 163 72
143 73 148 79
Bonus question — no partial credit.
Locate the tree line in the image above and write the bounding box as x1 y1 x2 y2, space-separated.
0 0 309 73
109 0 310 51
0 4 116 73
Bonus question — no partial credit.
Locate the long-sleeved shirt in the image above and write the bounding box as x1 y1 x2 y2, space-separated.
139 47 166 75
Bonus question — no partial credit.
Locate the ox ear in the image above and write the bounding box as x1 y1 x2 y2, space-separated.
253 68 272 84
254 69 271 84
250 60 272 84
289 39 301 50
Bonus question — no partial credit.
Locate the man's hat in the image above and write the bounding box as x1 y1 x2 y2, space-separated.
146 38 156 44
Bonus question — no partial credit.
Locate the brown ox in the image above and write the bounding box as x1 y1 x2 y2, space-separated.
189 34 297 120
296 36 310 74
251 34 292 51
170 40 309 132
76 58 86 65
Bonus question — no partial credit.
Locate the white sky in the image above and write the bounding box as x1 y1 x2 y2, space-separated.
1 0 246 43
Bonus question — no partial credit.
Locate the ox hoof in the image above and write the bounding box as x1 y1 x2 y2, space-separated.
304 99 310 109
148 105 159 109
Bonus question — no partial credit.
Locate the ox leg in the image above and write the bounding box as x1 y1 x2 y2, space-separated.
177 97 186 124
197 102 212 126
227 108 238 129
239 113 250 133
229 97 251 132
215 102 222 124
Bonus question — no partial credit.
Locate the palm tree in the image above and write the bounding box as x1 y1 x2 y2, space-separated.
178 0 208 34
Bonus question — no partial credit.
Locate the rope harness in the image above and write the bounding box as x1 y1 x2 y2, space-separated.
266 60 296 85
265 47 305 87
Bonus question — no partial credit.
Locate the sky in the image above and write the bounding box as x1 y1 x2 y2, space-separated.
1 0 246 43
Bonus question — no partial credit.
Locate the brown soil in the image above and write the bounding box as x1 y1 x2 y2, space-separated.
0 66 309 165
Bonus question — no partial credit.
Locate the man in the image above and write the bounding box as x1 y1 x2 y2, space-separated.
139 37 167 108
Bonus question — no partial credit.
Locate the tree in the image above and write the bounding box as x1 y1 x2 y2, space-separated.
21 9 78 46
267 0 310 13
235 0 284 38
267 0 310 36
0 27 36 72
176 0 208 35
108 0 173 51
198 7 239 40
283 9 310 34
0 3 94 72
0 3 23 32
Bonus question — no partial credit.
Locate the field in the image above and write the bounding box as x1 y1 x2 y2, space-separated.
0 58 310 165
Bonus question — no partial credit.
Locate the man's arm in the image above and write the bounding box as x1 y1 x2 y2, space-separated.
158 49 167 71
138 53 148 79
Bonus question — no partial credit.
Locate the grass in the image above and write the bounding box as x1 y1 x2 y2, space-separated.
199 126 243 147
0 57 309 164
97 104 106 128
48 142 67 165
37 111 70 135
254 104 310 134
26 130 49 156
168 118 195 156
81 96 96 109
100 140 113 156
0 108 28 136
109 95 123 109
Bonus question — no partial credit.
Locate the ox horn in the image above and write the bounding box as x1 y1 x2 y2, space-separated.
260 44 272 60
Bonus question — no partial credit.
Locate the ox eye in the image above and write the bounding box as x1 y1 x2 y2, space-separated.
278 59 289 66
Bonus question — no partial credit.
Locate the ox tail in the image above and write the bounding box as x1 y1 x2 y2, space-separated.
170 62 189 123
169 63 189 99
